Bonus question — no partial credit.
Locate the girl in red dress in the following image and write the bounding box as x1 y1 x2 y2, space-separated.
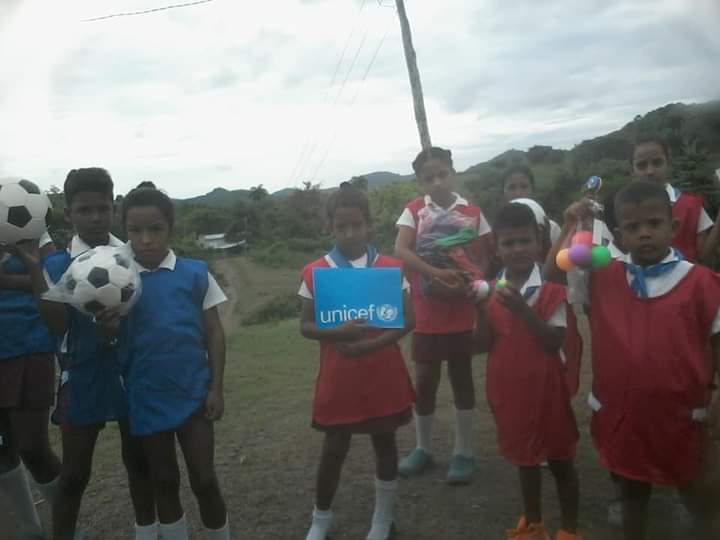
298 182 415 540
476 203 581 540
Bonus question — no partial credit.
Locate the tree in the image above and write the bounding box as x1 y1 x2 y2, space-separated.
249 184 269 202
349 176 369 191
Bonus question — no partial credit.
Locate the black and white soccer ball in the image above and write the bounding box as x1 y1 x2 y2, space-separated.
63 246 141 315
0 177 52 244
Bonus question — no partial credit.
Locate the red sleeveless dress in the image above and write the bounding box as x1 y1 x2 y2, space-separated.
589 260 720 485
486 282 579 465
672 192 704 262
301 255 415 432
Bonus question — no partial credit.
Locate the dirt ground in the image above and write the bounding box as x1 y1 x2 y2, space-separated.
2 257 718 539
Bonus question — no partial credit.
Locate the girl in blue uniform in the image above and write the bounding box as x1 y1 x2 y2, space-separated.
118 184 230 540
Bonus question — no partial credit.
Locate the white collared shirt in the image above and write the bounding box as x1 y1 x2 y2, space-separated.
69 233 125 258
298 253 410 300
568 250 720 333
135 249 227 310
395 192 492 236
498 264 566 328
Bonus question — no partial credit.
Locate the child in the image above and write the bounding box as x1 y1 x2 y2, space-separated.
299 182 415 540
395 147 491 483
630 133 720 263
475 203 581 540
118 184 230 540
547 180 720 540
502 165 561 246
17 168 156 540
0 231 60 538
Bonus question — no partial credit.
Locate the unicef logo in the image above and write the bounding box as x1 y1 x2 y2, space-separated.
376 304 399 322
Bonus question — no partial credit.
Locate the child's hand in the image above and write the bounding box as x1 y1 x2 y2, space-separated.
1 239 41 266
563 200 594 228
495 286 529 316
335 318 369 340
96 307 122 338
205 388 224 421
432 268 464 287
336 339 375 357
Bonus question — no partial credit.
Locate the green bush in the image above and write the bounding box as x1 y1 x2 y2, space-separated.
242 293 299 326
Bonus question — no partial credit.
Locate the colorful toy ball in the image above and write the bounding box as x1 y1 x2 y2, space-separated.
571 231 593 247
591 245 612 268
495 279 508 290
555 249 576 272
471 279 490 302
568 244 592 267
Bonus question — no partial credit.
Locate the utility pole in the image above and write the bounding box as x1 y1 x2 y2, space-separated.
395 0 432 150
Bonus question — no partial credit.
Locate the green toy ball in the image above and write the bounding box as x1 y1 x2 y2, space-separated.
591 245 612 268
495 279 508 290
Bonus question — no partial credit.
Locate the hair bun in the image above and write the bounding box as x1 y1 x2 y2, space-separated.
137 181 156 189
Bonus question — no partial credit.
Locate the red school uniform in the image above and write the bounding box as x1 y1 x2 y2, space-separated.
485 280 578 466
300 255 415 430
588 260 720 485
401 195 491 334
672 191 704 262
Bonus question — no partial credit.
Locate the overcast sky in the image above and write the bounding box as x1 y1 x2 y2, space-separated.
0 0 718 198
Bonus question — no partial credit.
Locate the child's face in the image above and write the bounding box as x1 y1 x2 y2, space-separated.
331 206 369 260
503 173 533 202
125 206 171 269
615 198 676 266
632 143 669 184
418 159 454 204
495 225 540 275
64 191 113 247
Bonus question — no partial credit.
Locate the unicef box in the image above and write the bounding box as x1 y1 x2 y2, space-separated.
313 267 404 329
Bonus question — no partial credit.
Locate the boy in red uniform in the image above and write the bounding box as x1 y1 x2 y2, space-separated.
395 147 492 484
476 203 581 540
548 180 720 540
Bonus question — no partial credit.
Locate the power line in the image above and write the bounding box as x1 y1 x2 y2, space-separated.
310 22 392 183
81 0 215 22
290 0 369 184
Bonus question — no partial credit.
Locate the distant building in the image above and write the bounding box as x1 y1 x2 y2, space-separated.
196 233 246 252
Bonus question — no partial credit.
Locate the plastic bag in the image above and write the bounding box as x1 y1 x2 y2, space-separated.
43 244 142 316
415 208 484 296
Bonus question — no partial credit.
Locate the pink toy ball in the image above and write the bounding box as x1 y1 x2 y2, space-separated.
471 279 490 302
571 231 593 247
568 243 592 268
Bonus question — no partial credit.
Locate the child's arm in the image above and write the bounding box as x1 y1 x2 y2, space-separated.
299 296 370 342
697 211 720 265
496 287 564 353
0 242 54 292
473 300 493 353
10 241 68 336
203 306 226 421
709 334 720 440
336 290 415 357
394 225 465 288
543 200 591 284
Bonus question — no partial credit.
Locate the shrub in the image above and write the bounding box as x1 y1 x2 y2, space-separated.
242 293 299 326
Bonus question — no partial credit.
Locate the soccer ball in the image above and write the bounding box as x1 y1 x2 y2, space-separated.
61 246 141 315
0 177 52 244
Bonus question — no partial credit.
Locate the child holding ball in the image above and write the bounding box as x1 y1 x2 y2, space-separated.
476 203 581 540
299 182 415 540
117 184 230 540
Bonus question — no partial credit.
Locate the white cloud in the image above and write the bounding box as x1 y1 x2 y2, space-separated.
0 0 717 197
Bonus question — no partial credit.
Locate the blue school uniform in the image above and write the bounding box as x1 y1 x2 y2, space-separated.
43 245 127 427
0 255 55 360
121 256 211 436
